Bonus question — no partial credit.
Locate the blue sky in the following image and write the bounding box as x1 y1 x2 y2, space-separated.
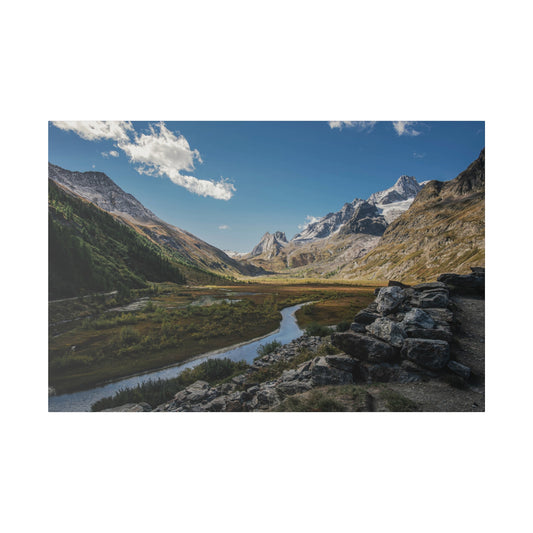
49 121 484 252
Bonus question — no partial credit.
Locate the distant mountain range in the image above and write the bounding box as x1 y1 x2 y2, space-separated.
49 148 485 294
237 175 426 273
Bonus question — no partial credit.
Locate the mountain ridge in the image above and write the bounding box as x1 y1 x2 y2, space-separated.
49 163 262 278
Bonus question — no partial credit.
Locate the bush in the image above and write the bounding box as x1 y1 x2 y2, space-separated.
91 358 249 411
336 320 351 332
305 323 333 337
257 340 282 357
119 326 141 346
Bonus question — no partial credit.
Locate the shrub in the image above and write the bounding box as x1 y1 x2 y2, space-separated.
91 358 249 411
119 326 141 346
305 323 333 337
257 340 282 357
336 320 351 332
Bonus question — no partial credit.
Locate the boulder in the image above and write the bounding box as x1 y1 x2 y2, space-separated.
349 321 367 333
404 326 453 343
325 355 361 374
331 332 398 363
203 396 227 412
412 281 448 291
417 291 449 308
375 286 406 314
186 381 218 403
402 308 435 329
307 357 354 386
252 387 281 409
437 273 484 294
353 309 380 325
400 338 450 370
424 308 454 325
366 317 406 348
447 360 471 379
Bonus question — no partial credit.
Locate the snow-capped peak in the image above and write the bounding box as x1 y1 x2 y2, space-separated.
368 175 421 205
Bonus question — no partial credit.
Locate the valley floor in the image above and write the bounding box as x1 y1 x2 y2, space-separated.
49 282 378 394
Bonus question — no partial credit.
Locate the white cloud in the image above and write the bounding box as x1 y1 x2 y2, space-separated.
218 225 230 230
329 121 377 131
413 152 425 159
52 121 133 141
118 122 235 201
298 215 321 230
101 150 120 158
393 121 421 136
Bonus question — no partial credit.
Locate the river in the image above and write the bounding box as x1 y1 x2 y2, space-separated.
48 302 309 412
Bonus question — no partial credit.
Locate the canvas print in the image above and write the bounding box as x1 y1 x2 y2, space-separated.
48 121 485 412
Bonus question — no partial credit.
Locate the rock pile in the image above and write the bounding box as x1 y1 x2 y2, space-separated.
147 269 483 412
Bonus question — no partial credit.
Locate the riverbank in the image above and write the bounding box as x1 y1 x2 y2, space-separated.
49 283 377 395
49 302 311 411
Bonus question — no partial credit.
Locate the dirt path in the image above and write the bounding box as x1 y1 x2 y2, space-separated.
450 295 485 379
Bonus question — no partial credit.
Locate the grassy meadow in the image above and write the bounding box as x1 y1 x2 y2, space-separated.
49 281 378 393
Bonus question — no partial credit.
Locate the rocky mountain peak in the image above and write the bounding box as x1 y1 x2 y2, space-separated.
250 231 289 258
49 163 158 224
368 175 422 206
340 201 388 237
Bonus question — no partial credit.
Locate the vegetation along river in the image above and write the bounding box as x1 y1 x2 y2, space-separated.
48 302 309 412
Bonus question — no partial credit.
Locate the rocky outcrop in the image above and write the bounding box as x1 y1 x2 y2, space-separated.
437 268 485 295
142 271 483 412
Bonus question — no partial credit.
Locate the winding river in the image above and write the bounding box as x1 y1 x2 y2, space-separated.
48 302 309 412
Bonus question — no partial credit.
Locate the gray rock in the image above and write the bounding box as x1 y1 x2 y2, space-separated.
375 286 405 314
404 326 453 342
412 281 448 291
437 273 484 294
367 363 395 382
203 396 227 412
331 332 398 363
447 360 471 379
325 355 360 373
402 308 435 329
424 308 454 325
401 338 450 370
253 387 281 409
350 321 367 333
276 380 313 396
366 317 406 348
353 309 380 325
308 357 354 386
417 291 449 308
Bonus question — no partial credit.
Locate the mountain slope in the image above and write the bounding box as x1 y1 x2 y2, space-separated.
348 149 485 282
240 175 423 274
250 231 288 259
49 164 261 278
49 179 189 298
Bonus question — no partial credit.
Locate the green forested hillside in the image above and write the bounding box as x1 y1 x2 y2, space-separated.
49 180 224 299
